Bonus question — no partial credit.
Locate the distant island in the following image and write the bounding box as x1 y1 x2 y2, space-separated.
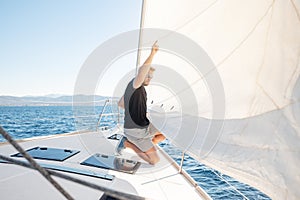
0 95 114 106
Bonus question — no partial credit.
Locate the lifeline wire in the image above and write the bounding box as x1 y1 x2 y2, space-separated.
0 154 147 200
0 126 74 200
0 126 147 200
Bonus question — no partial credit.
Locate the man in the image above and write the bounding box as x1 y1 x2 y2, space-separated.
117 41 166 165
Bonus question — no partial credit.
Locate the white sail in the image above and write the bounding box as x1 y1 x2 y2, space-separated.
139 0 300 199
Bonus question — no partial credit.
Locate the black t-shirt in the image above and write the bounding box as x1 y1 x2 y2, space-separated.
124 79 149 129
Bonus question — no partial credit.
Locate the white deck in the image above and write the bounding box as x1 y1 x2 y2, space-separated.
0 129 210 200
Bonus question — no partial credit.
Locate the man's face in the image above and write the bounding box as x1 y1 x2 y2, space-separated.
143 72 154 86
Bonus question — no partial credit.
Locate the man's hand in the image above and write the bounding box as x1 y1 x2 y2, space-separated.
151 40 159 54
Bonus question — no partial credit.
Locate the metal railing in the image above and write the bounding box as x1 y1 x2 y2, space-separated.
0 110 146 200
96 99 110 131
96 98 124 131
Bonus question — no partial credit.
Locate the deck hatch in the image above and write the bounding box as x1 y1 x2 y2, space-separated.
11 146 80 161
81 153 141 174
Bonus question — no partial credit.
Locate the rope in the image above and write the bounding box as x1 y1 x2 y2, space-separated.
0 154 147 200
0 126 74 200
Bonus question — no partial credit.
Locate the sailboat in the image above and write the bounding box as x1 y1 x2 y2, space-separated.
1 0 299 199
137 0 300 200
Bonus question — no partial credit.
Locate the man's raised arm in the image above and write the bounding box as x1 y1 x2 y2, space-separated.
133 41 159 89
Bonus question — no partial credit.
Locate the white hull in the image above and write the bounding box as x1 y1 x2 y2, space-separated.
0 128 210 200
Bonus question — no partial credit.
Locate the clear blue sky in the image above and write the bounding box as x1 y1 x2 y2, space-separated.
0 0 141 96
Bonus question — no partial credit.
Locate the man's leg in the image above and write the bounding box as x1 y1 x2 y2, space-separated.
124 140 159 165
152 132 166 144
144 146 160 165
149 124 166 144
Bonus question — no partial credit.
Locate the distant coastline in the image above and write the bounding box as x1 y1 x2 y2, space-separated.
0 95 112 106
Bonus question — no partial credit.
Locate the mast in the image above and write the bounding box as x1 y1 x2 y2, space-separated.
135 0 146 74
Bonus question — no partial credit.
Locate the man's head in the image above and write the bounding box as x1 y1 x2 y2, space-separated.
143 67 155 86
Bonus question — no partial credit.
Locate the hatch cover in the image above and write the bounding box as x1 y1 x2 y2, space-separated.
81 153 141 174
11 147 80 161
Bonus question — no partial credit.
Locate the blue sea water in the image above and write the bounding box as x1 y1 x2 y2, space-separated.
0 106 270 200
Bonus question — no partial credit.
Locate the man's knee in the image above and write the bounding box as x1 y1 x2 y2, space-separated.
149 155 160 165
148 152 160 165
146 148 160 165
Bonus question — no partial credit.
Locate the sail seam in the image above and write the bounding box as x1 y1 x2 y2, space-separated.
142 0 275 114
171 0 219 32
283 49 300 102
141 0 220 46
216 0 275 67
291 0 300 21
252 0 300 113
255 82 280 109
249 0 277 116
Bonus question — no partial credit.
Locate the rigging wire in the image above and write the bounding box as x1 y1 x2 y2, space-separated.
212 170 250 200
0 153 147 200
0 126 74 200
